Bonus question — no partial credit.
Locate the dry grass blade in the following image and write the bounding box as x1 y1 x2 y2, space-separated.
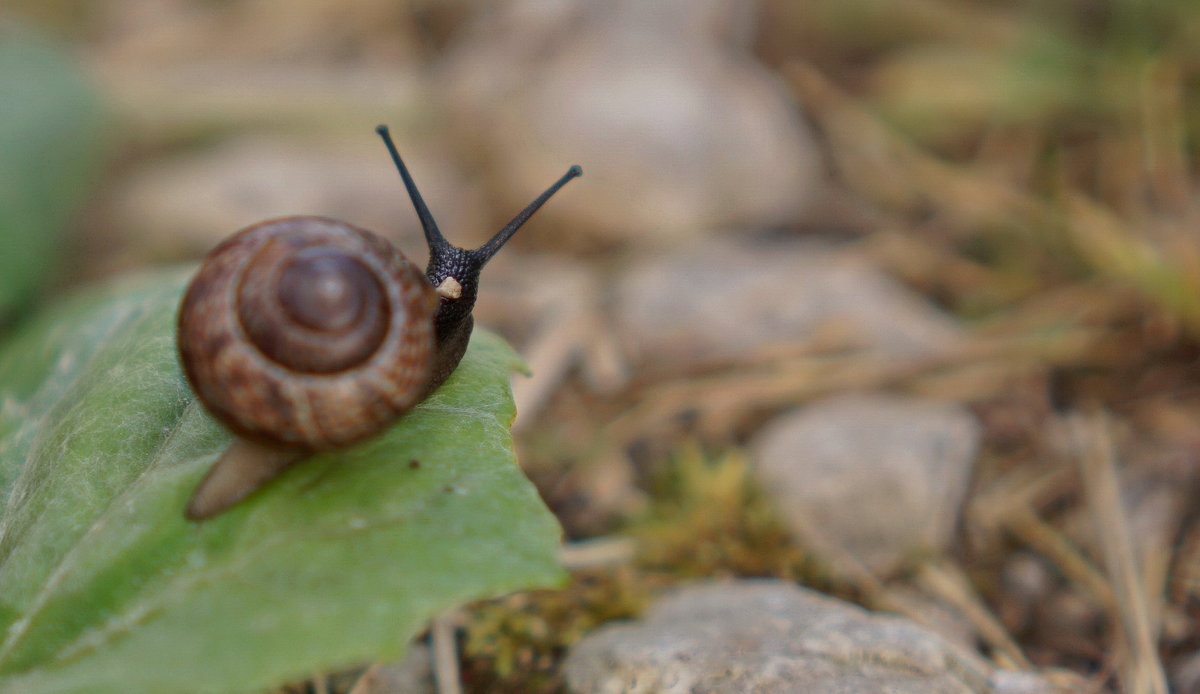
1069 413 1169 694
432 612 464 694
915 561 1032 669
1003 503 1116 612
345 664 381 694
559 536 637 571
511 307 592 431
601 327 1100 459
784 60 1058 237
1063 193 1200 330
1177 523 1200 603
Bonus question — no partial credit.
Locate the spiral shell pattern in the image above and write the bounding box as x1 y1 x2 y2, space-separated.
178 217 438 449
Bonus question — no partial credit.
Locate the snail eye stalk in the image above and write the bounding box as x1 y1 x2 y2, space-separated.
375 124 582 275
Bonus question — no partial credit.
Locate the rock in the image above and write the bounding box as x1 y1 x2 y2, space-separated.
329 643 434 694
441 0 820 244
564 579 1004 694
987 669 1060 694
614 239 963 369
111 135 484 261
1173 649 1200 694
356 646 434 694
997 552 1053 632
752 393 981 576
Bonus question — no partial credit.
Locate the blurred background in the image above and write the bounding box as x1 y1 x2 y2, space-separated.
2 0 1199 691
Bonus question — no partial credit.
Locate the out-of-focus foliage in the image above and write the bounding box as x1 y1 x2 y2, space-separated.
0 25 107 323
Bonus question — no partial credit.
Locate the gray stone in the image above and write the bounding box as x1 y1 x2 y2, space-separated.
111 136 483 261
614 240 963 368
330 643 434 694
988 669 1059 694
1173 649 1200 694
753 393 981 576
441 0 820 244
564 579 997 694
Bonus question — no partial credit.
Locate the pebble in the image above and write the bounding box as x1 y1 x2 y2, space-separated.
110 135 484 261
441 0 820 243
335 643 434 694
564 579 1053 694
987 669 1060 694
614 239 963 369
1173 649 1200 694
752 393 982 576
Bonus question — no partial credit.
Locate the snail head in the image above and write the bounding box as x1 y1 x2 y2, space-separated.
374 125 582 321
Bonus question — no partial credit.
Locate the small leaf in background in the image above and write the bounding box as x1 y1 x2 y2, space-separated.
0 270 564 694
0 25 109 323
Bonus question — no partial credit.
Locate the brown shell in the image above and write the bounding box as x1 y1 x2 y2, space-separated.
177 217 439 449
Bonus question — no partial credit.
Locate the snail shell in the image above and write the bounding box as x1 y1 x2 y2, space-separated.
177 216 438 449
179 125 580 520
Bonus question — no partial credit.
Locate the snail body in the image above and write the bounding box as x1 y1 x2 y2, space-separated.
178 125 581 519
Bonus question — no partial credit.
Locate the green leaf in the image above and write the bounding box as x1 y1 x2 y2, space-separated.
0 269 564 694
0 26 108 322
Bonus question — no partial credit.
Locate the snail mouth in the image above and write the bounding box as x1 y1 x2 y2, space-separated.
434 276 463 300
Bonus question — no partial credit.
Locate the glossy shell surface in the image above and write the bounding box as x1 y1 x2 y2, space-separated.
178 217 438 449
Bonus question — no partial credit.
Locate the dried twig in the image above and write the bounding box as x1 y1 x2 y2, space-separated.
345 664 381 694
559 536 637 571
1069 412 1169 694
431 612 463 694
1004 503 1116 611
915 561 1032 669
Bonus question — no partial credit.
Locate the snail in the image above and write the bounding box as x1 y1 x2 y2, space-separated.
177 125 581 520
